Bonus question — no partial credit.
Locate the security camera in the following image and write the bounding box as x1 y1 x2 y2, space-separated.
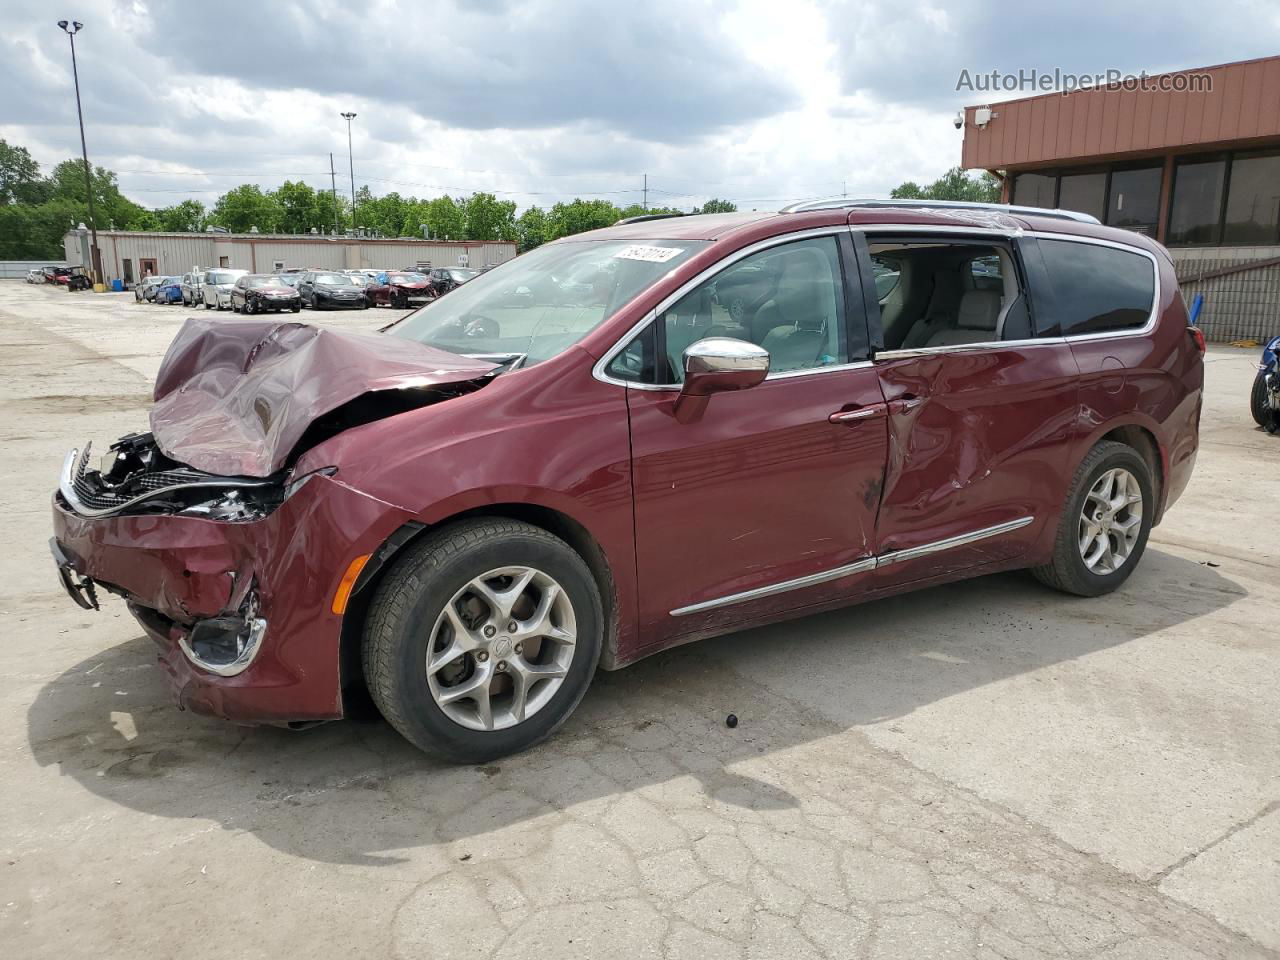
954 110 964 130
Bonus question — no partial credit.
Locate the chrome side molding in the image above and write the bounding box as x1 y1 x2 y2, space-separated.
875 516 1034 567
670 558 878 617
670 516 1034 616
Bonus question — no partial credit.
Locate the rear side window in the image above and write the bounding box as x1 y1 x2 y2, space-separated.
1038 239 1155 336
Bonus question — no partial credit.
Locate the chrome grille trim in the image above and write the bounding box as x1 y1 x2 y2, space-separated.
59 444 275 519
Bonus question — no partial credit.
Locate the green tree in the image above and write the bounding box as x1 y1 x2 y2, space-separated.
0 139 47 205
46 158 148 230
617 203 684 219
210 184 283 233
515 206 549 252
356 188 410 236
463 192 518 242
154 199 206 232
890 167 1001 203
422 195 466 240
272 180 330 234
0 198 81 259
546 199 622 240
697 198 737 214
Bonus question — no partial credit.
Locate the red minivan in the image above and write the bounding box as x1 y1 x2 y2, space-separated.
51 200 1203 762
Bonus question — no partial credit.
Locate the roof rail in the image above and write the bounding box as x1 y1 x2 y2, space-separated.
615 212 685 225
778 197 1101 225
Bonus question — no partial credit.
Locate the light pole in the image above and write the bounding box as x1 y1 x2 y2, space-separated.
341 111 357 233
58 19 100 285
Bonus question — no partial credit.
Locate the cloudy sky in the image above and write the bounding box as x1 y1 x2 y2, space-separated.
3 0 1278 214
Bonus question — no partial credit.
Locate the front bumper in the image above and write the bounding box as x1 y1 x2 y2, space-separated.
315 291 366 309
51 473 413 724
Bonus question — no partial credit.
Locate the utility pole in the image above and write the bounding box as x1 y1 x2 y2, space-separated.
57 19 100 285
329 153 339 234
341 112 357 233
642 174 647 213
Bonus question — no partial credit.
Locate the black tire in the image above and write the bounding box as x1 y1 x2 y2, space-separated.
1032 441 1154 597
1250 371 1270 427
362 518 603 762
291 304 300 313
204 300 213 309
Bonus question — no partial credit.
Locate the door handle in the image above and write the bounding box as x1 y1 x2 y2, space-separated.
829 404 887 425
891 396 925 414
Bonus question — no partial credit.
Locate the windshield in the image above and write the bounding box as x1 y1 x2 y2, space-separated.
448 269 480 281
314 273 354 285
248 276 286 288
387 239 708 367
207 270 242 285
389 272 427 284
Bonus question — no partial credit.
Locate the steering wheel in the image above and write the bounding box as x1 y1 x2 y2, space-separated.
461 314 499 338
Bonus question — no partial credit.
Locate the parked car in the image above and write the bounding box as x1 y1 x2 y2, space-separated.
201 268 248 310
230 274 303 314
180 272 204 307
43 266 72 285
365 271 433 308
154 277 184 304
296 271 369 310
427 267 480 297
26 268 44 283
50 200 1203 763
135 275 167 302
273 272 303 291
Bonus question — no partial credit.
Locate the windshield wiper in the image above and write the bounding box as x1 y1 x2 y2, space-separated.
465 353 527 372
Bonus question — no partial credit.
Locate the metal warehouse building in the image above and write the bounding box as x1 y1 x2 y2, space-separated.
961 55 1280 341
63 229 516 287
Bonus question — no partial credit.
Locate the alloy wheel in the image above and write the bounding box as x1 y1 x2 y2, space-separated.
426 565 576 732
1078 467 1143 574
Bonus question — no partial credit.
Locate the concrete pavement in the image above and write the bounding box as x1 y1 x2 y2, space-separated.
1 282 1276 959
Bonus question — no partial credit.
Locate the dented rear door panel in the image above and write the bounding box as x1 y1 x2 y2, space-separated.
871 341 1080 582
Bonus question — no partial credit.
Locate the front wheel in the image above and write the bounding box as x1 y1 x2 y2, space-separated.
1250 371 1270 427
362 518 603 763
1032 441 1153 597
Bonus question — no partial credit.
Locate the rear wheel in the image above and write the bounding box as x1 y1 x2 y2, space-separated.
1250 371 1270 427
362 519 602 762
1032 441 1153 597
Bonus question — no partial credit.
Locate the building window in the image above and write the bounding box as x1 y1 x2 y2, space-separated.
1012 173 1055 208
1168 158 1227 245
1223 150 1280 245
1106 166 1162 236
219 256 230 267
1058 172 1107 222
273 260 286 271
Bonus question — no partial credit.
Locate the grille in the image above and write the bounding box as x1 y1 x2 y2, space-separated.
68 445 267 514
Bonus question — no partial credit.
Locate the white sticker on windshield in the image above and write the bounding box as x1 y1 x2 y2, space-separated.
613 245 684 263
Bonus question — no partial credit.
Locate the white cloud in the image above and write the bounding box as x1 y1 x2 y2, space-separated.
2 0 1273 214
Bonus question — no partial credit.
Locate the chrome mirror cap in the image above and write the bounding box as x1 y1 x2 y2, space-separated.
681 337 770 396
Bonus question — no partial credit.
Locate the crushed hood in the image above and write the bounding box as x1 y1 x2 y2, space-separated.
150 316 495 477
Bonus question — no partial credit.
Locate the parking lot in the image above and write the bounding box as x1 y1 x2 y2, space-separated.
1 281 1277 958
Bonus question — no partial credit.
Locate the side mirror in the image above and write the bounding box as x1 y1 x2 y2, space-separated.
681 337 770 397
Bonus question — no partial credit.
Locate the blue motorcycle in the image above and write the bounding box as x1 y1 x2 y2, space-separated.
1253 334 1280 433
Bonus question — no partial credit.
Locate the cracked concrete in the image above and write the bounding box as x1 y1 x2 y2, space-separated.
1 283 1277 958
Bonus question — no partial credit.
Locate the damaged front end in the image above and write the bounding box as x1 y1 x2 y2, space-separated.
48 316 490 723
60 432 285 523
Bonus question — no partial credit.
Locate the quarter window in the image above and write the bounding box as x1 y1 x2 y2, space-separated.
1037 239 1154 336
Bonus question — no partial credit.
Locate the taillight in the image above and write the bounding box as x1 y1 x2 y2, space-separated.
1187 325 1206 356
